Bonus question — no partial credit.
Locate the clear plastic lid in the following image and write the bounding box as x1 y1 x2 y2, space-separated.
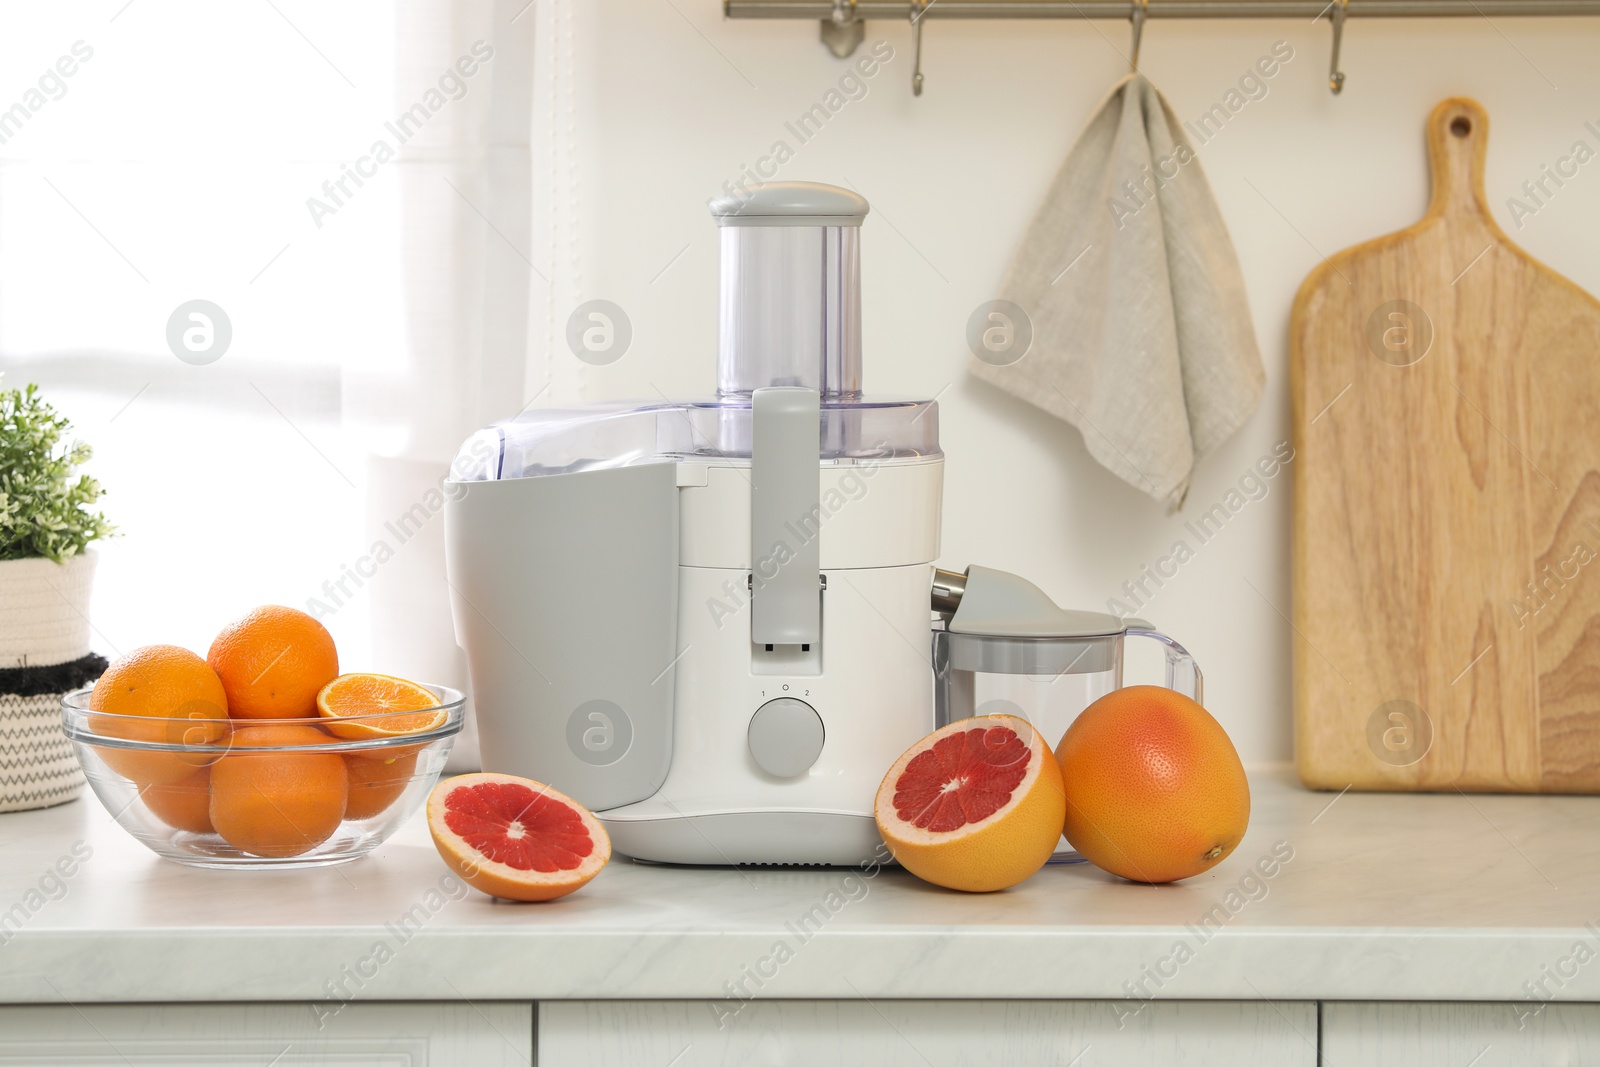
453 398 940 481
450 182 939 483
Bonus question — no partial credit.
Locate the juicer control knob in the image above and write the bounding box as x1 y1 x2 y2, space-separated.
748 697 824 778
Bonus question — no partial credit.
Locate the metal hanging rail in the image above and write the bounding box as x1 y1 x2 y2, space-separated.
726 1 1600 18
725 0 1600 95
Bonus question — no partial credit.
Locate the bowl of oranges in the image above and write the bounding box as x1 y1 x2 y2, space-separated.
61 605 463 869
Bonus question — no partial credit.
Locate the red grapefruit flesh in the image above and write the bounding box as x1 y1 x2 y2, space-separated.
427 773 610 902
875 715 1065 893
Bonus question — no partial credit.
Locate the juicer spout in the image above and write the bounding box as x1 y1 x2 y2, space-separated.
931 568 968 616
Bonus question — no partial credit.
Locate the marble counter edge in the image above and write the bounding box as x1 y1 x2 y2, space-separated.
1 925 1595 1005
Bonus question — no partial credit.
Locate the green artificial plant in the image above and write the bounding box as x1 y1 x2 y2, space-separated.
0 378 114 563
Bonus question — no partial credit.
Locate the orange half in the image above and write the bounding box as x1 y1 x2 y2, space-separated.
316 673 446 743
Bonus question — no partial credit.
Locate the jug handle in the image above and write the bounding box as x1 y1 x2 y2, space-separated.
1121 619 1203 705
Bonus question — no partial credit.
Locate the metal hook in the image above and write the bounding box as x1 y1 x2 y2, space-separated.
820 0 864 59
910 0 927 96
1327 0 1348 94
1129 0 1148 72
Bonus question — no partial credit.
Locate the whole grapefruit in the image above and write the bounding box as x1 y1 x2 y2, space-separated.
1055 686 1249 884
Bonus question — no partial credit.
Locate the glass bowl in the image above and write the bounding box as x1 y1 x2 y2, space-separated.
61 683 464 869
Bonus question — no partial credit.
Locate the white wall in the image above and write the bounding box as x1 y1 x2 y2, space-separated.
535 4 1600 763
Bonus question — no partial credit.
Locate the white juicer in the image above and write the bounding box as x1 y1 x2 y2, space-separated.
443 181 1203 866
445 183 943 865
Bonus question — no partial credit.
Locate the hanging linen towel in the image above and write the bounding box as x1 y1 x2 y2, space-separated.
970 73 1265 512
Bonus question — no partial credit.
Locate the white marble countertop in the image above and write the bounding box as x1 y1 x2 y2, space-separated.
1 766 1596 1005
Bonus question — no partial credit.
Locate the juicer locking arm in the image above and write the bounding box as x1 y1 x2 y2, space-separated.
750 386 823 646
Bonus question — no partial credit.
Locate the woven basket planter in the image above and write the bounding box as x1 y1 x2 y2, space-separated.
0 685 93 812
0 551 101 812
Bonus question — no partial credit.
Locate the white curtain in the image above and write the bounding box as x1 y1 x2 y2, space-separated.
0 1 541 770
351 1 539 770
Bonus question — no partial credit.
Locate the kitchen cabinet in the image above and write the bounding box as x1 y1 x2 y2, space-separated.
0 1002 531 1066
538 999 1317 1066
1321 1002 1600 1065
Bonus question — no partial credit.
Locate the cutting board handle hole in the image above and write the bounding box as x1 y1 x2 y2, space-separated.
1449 116 1472 138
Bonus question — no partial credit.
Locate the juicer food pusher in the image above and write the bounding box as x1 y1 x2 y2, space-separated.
443 182 1202 867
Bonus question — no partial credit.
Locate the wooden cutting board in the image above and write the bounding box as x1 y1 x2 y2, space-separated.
1292 97 1600 793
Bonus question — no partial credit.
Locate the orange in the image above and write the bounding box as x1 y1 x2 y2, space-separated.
207 606 339 720
874 715 1065 893
1055 685 1250 885
427 773 610 902
139 767 215 834
316 673 445 752
209 723 348 858
88 644 230 785
343 750 417 820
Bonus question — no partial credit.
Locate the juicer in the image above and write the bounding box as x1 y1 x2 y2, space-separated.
443 181 1200 866
446 183 941 865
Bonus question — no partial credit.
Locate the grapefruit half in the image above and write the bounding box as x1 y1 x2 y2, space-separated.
427 773 610 902
875 715 1065 893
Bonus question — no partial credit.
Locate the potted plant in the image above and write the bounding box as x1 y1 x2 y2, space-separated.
0 378 114 812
